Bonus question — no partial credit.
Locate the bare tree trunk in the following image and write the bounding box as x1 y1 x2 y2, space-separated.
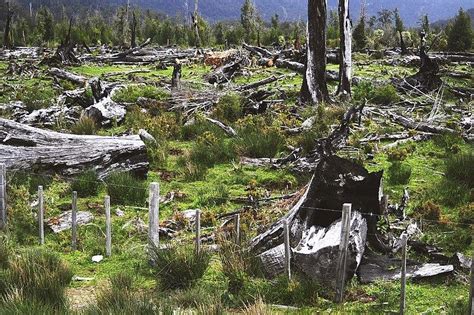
192 0 201 48
131 11 137 48
336 0 352 97
3 2 13 49
65 18 73 46
399 31 407 55
300 0 329 105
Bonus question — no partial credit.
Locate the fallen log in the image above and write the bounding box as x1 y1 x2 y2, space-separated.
242 43 274 59
112 38 151 59
205 117 237 137
237 75 285 91
0 118 148 178
207 58 244 84
49 68 87 86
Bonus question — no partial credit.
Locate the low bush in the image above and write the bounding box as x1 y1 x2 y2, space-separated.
353 81 375 103
150 245 211 290
371 85 400 105
296 106 331 154
6 185 36 244
445 152 474 188
235 115 286 158
105 172 146 206
10 171 53 195
213 93 243 123
125 106 181 140
387 161 412 185
71 115 97 135
112 85 169 103
71 169 101 197
458 203 474 224
181 114 224 140
18 86 56 112
0 248 72 309
433 133 464 154
262 275 324 307
414 200 441 221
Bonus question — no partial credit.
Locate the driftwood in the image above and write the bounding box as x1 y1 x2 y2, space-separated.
0 118 148 178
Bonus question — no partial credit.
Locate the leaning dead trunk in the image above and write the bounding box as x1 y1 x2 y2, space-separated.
300 0 330 104
399 31 407 55
336 0 352 97
0 118 148 178
192 0 202 48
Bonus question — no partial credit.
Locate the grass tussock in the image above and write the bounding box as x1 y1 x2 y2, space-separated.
71 169 101 197
71 115 98 135
150 245 211 290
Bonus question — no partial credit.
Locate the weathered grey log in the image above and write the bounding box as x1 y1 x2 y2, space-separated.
84 86 126 126
207 58 243 84
49 68 87 85
242 43 274 59
358 251 454 283
237 75 284 91
47 210 94 233
0 118 148 178
387 111 456 135
112 38 151 59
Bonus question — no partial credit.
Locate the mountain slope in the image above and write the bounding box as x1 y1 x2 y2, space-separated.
10 0 474 26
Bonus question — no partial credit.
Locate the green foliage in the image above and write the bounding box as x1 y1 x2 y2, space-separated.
371 85 401 105
71 169 101 197
447 8 473 51
125 105 180 140
414 200 441 220
105 172 146 206
181 114 224 140
179 131 236 180
388 161 412 185
213 93 243 124
150 245 211 290
5 185 36 244
0 248 72 309
235 115 286 158
353 81 374 103
445 152 474 188
458 203 474 225
112 85 169 103
296 106 331 154
17 86 56 112
353 17 368 50
71 115 98 135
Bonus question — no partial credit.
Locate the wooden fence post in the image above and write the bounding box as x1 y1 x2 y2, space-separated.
105 195 111 257
400 233 408 315
148 182 159 248
283 218 291 281
469 251 474 315
234 213 241 245
38 186 44 245
335 203 352 303
195 209 201 255
0 164 6 229
71 191 78 250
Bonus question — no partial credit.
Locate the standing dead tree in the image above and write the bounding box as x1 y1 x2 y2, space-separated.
130 11 138 48
300 0 330 105
336 0 352 97
192 0 202 48
3 1 14 49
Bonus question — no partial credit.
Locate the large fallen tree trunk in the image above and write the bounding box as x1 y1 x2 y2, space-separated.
0 118 148 178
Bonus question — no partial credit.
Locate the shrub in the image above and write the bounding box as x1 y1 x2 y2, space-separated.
181 114 224 140
371 85 400 105
262 275 324 307
10 171 53 195
112 85 169 103
445 152 474 188
125 106 180 140
1 249 72 309
296 106 331 154
235 115 286 158
6 185 36 244
71 115 97 135
433 133 464 154
387 161 412 185
353 81 375 103
414 201 441 221
18 86 56 112
213 93 243 123
458 203 474 225
150 245 210 290
71 169 101 197
386 147 409 161
105 172 146 206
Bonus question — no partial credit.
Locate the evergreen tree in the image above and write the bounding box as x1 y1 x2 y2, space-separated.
240 0 259 44
353 16 367 50
420 14 430 33
36 6 54 44
447 8 472 51
394 8 407 54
